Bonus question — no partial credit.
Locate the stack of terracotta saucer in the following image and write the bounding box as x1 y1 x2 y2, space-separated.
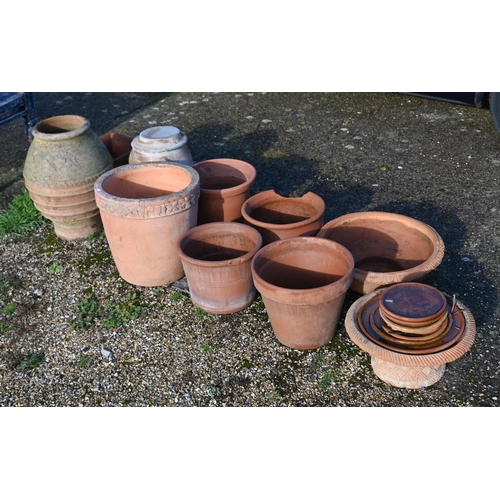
357 282 467 354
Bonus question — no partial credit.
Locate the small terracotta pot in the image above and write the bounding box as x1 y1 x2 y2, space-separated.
23 115 113 240
316 211 445 294
177 222 263 314
251 237 354 350
241 190 325 245
192 159 257 224
345 287 476 388
100 133 133 168
129 126 193 165
94 161 200 287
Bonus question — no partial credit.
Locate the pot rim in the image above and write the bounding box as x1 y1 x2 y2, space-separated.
33 115 90 142
131 126 188 153
251 236 354 304
192 159 257 196
241 189 326 230
177 222 263 267
316 211 445 285
94 161 200 218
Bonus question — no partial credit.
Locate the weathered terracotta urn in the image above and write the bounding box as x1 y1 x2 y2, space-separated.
317 211 445 294
345 283 476 388
192 159 257 224
129 126 193 165
94 161 200 287
241 190 325 245
251 237 354 350
23 115 113 240
177 222 263 314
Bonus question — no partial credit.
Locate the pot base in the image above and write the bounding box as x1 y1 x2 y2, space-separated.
371 357 446 389
53 214 103 241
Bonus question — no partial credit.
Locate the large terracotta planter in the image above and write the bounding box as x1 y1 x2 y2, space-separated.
192 159 257 224
94 161 200 286
23 115 113 240
177 222 263 314
129 126 193 165
316 211 445 294
251 237 354 350
241 190 325 245
345 285 476 388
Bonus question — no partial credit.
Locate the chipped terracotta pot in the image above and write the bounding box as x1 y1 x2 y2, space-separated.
316 211 445 294
23 115 113 240
177 222 263 314
129 126 193 165
251 237 354 350
192 159 257 224
345 286 476 388
94 161 200 287
241 190 325 245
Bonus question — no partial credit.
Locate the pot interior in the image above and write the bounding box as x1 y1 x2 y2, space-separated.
320 219 434 272
254 243 352 289
36 116 85 135
195 161 248 190
247 199 316 225
102 165 192 199
181 232 257 262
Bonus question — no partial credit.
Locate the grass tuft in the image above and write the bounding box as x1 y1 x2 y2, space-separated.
0 190 45 237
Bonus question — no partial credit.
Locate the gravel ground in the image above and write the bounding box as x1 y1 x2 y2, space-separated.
1 92 499 407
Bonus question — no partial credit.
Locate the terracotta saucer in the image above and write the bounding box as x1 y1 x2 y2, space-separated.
379 307 449 335
358 295 466 354
379 283 448 327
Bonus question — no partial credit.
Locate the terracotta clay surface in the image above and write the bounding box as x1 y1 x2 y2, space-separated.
100 133 133 168
317 211 445 294
251 237 354 350
192 159 257 224
241 189 325 245
94 161 200 286
23 115 113 240
177 222 263 314
345 287 476 388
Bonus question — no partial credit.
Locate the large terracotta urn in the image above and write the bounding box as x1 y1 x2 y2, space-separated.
317 211 445 294
94 161 200 287
241 190 325 246
251 237 354 350
23 115 113 240
177 222 263 314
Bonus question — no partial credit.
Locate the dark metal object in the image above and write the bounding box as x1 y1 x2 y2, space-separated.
0 92 37 140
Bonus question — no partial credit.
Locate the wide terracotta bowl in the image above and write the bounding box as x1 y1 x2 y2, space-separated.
316 211 445 294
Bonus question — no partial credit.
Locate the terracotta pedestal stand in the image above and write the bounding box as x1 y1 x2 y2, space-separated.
345 287 476 388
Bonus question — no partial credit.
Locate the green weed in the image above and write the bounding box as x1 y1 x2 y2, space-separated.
73 292 147 331
49 263 64 274
19 353 44 370
0 276 9 293
170 292 184 301
319 369 342 390
201 342 213 354
0 190 45 237
194 307 208 316
77 355 91 367
2 303 17 314
0 322 13 334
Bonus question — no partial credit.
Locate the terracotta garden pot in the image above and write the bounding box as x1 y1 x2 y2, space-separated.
316 211 445 294
23 115 113 240
100 133 133 167
177 222 263 314
94 161 200 287
192 159 257 224
345 286 476 388
251 237 354 350
129 126 193 165
241 190 325 245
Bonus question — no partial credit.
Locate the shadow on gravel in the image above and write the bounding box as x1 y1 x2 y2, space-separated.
374 200 497 327
188 123 375 220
